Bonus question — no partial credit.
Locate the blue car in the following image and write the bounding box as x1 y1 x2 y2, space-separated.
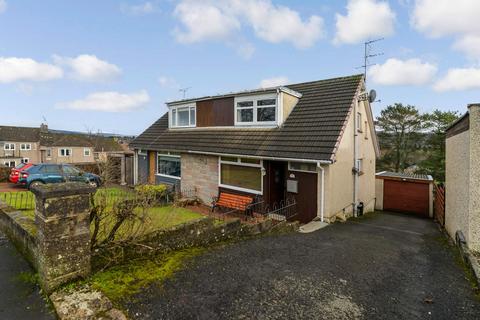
18 163 102 190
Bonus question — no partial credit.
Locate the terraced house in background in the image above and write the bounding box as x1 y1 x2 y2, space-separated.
131 75 380 223
0 124 130 167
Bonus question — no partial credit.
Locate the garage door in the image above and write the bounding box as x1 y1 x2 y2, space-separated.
383 179 429 217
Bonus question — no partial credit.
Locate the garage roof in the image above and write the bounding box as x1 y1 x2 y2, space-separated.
376 171 433 181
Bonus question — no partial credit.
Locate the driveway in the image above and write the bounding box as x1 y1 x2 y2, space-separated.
125 212 480 320
0 232 54 320
0 182 25 192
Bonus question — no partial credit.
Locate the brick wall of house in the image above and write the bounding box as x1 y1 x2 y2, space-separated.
181 153 219 205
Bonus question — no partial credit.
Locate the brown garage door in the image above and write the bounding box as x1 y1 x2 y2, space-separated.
383 179 429 217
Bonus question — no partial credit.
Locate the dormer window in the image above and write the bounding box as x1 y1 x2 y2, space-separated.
171 105 196 128
235 94 277 126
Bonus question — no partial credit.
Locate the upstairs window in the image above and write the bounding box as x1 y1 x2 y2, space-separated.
235 95 277 126
20 143 31 150
170 105 196 128
4 143 15 150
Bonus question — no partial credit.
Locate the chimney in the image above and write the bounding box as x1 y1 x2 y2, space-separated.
40 123 48 133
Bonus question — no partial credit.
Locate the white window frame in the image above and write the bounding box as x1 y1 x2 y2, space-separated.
4 160 16 167
288 161 317 173
84 148 91 157
138 149 147 156
169 104 196 128
3 143 15 150
59 148 72 157
218 156 263 195
156 152 181 180
46 149 52 158
234 94 278 127
356 112 362 132
21 158 29 164
20 143 32 151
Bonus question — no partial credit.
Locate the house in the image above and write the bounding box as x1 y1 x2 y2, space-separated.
445 104 480 252
131 74 380 223
0 124 129 167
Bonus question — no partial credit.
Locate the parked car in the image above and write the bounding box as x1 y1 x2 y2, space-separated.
9 162 34 183
17 164 102 189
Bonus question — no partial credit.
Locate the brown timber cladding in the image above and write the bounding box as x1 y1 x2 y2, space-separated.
196 97 234 127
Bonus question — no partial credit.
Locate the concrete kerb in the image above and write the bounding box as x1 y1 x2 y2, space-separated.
456 231 480 288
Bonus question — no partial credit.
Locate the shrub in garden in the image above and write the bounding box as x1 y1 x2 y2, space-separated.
134 184 168 205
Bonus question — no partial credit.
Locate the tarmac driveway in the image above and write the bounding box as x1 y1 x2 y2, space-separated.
126 212 480 320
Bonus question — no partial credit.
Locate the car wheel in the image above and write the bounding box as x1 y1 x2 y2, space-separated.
88 180 99 188
29 181 44 190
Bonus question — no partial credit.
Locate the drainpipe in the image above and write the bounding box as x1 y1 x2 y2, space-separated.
353 99 359 217
317 161 325 222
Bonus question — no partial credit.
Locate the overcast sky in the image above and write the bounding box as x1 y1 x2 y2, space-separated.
0 0 479 135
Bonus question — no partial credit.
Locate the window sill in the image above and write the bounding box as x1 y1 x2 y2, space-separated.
156 173 181 180
219 183 262 195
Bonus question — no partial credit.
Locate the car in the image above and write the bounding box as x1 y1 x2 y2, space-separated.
9 162 34 183
17 163 102 190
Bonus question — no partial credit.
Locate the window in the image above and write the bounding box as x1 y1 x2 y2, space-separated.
4 161 16 167
235 95 277 125
20 143 31 150
46 149 51 157
84 148 91 157
63 165 81 175
170 105 196 128
364 121 369 139
138 149 147 156
219 157 263 194
157 153 181 179
21 158 29 164
356 159 363 174
289 162 317 173
59 148 72 157
40 165 62 174
356 112 362 132
3 143 15 150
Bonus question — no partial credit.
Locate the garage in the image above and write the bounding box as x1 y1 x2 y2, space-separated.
375 172 434 218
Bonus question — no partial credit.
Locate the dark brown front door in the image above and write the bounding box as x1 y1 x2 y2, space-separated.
383 179 430 217
268 161 286 207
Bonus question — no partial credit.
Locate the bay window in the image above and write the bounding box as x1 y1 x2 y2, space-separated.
157 153 181 179
219 157 263 194
170 105 196 128
235 95 277 125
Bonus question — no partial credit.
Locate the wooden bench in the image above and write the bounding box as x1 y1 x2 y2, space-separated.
212 192 254 214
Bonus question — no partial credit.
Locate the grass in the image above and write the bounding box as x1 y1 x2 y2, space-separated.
86 248 204 301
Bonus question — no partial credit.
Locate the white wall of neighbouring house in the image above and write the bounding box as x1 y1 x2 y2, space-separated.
181 153 219 205
468 105 480 252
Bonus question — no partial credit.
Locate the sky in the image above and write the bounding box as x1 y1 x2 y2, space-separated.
0 0 479 135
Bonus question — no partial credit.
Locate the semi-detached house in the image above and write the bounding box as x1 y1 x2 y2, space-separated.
131 74 380 223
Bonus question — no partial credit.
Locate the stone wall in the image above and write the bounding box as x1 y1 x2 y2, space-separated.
181 153 219 205
94 217 299 267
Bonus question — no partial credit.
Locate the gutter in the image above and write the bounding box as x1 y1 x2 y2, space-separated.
187 150 333 164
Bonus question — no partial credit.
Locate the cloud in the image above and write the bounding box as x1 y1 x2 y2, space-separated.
0 0 6 13
411 0 480 59
259 76 289 88
121 2 155 15
58 90 150 112
173 0 324 49
368 58 437 86
0 57 63 83
433 68 480 91
334 0 395 44
53 54 121 82
173 1 240 44
158 76 179 89
452 35 480 60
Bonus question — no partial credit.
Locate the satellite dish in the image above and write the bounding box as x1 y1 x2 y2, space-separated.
368 89 377 103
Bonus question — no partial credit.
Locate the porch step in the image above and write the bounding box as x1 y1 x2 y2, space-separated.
298 220 329 233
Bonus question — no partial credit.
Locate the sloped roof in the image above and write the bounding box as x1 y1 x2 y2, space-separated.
0 125 125 152
131 74 363 161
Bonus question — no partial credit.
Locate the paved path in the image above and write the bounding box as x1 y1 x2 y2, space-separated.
0 232 54 320
125 212 480 320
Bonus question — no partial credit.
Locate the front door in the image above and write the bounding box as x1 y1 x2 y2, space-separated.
268 161 286 207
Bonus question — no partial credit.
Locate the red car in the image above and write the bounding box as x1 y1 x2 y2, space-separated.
9 163 34 183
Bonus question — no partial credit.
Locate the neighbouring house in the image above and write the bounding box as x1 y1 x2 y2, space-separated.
131 74 380 223
0 123 131 168
445 104 480 252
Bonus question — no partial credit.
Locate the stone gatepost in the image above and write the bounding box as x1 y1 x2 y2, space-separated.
31 182 95 293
